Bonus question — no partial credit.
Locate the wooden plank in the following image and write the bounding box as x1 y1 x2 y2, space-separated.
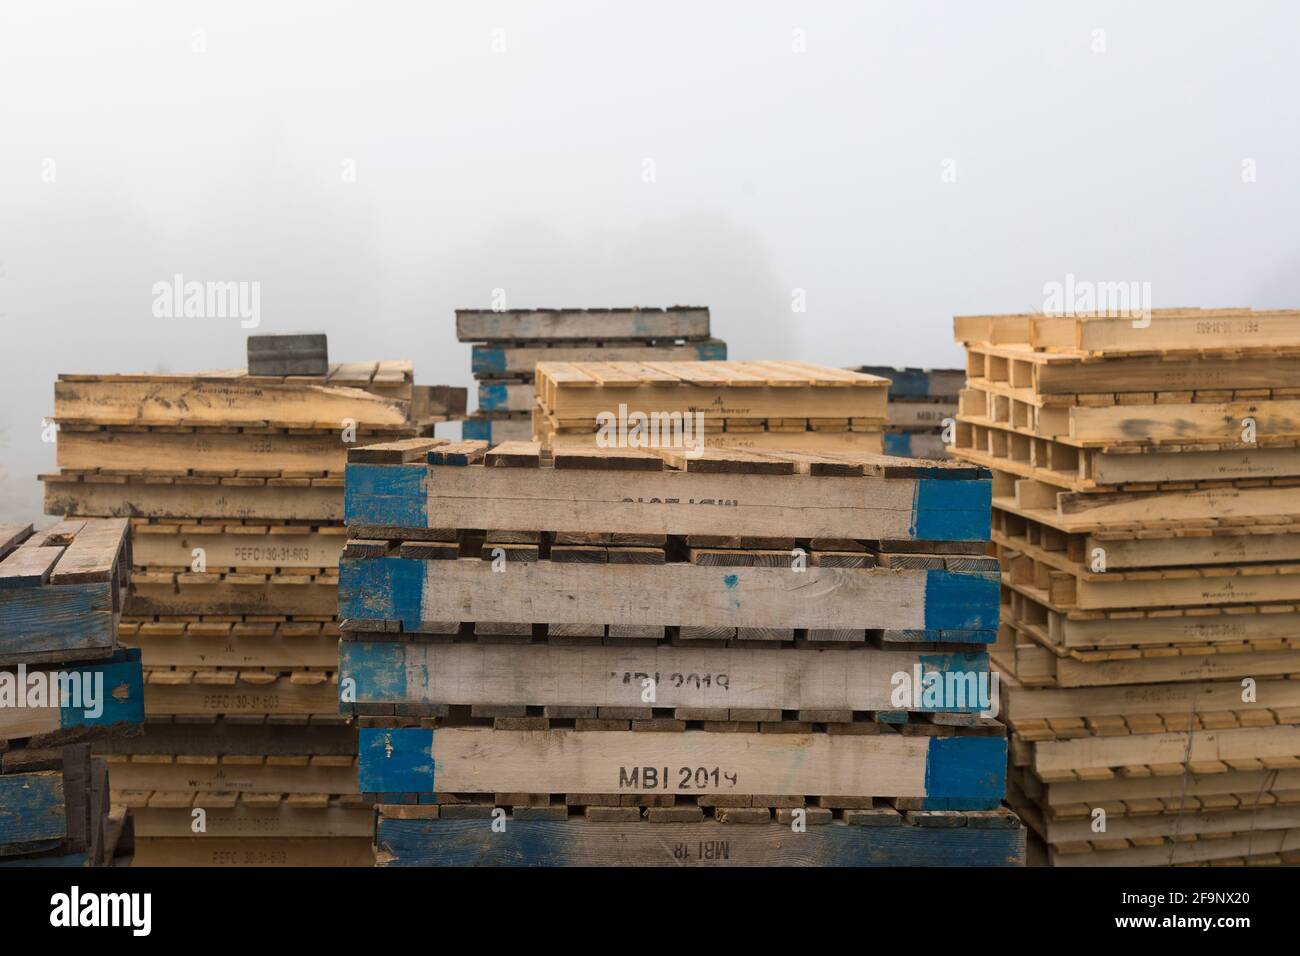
338 557 1000 632
141 676 338 717
1075 311 1300 354
477 381 536 413
457 307 711 343
343 461 992 541
852 367 965 400
537 361 889 421
131 527 345 570
129 836 374 867
49 518 128 584
128 574 338 617
341 642 992 712
0 580 117 666
546 429 885 456
1032 724 1300 775
54 376 411 427
1068 398 1300 445
132 804 372 839
375 816 1025 866
246 333 329 376
45 478 342 522
107 759 357 793
127 631 339 669
0 772 66 852
358 727 1007 805
0 547 62 588
57 428 355 474
0 650 144 744
473 339 727 378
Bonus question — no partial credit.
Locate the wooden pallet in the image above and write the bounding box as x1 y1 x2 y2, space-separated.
473 339 727 379
457 307 712 343
0 744 116 864
104 752 358 793
0 519 130 665
126 628 339 669
128 836 374 866
131 520 348 570
140 669 338 717
955 419 1300 490
535 360 889 424
546 427 886 455
955 308 1300 356
357 725 1007 809
0 649 144 748
54 362 421 428
340 639 992 715
343 439 990 542
375 806 1025 866
127 567 339 617
45 472 345 522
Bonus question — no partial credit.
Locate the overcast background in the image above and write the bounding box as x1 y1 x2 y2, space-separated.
2 1 1297 523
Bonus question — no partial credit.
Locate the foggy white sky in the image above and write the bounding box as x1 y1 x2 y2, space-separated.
2 1 1298 522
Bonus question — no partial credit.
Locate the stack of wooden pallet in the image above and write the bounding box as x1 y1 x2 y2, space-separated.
456 307 727 444
338 437 1025 866
534 360 891 454
951 307 1300 867
0 519 143 867
854 366 961 459
39 360 460 867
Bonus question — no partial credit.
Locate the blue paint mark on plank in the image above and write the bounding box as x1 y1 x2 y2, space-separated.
471 347 508 376
477 383 509 411
462 419 491 441
921 569 1000 631
338 640 407 704
359 727 435 793
338 557 425 630
924 736 1006 806
887 628 995 644
375 819 1024 866
694 342 727 360
58 648 145 731
0 771 67 848
344 463 428 528
911 479 991 542
0 583 115 663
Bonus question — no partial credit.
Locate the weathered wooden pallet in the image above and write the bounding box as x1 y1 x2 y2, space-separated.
123 794 373 838
996 538 1300 612
339 555 998 633
961 382 1300 447
996 668 1300 739
477 380 536 413
340 640 992 714
884 401 957 429
474 339 727 379
546 428 886 456
127 568 339 617
131 520 348 570
128 836 374 866
457 307 712 343
962 337 1300 396
44 472 345 521
0 519 130 666
993 503 1300 572
104 752 358 794
851 366 964 400
126 628 339 669
992 611 1300 688
0 649 144 747
955 308 1300 356
140 669 338 717
984 469 1300 534
96 715 355 757
246 332 328 376
535 360 890 423
356 725 1007 809
55 425 411 475
54 361 419 427
0 745 114 864
374 807 1025 867
1011 762 1300 811
462 413 532 443
955 418 1300 490
343 440 991 542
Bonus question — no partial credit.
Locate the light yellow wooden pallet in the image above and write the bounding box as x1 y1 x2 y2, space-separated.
44 472 345 522
954 308 1300 356
104 752 357 793
140 669 339 717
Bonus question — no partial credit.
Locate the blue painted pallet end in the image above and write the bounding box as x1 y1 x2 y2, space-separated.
924 736 1006 809
462 419 491 441
344 463 429 528
358 727 435 793
921 569 1000 631
338 557 424 629
58 649 145 732
339 640 407 703
476 383 510 412
911 479 992 542
0 771 67 848
471 346 509 377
